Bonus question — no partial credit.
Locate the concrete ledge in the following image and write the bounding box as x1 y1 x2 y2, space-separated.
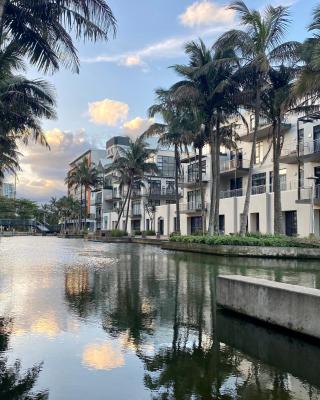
161 241 320 259
216 275 320 340
132 238 166 246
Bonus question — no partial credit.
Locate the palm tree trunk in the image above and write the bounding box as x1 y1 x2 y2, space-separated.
214 122 221 234
209 119 217 235
174 144 181 233
84 187 87 230
79 185 83 231
240 86 261 235
124 181 132 233
116 188 129 229
273 119 283 234
198 145 206 234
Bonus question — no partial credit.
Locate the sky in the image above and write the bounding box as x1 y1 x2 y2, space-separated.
14 0 319 202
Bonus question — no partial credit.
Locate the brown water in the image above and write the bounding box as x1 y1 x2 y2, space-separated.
0 236 320 399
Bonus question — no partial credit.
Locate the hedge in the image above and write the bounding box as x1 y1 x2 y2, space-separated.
169 234 320 248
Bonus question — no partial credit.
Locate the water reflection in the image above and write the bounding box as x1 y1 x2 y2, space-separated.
0 317 48 400
1 237 320 399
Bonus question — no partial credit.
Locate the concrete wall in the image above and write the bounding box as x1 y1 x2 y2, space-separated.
216 275 320 339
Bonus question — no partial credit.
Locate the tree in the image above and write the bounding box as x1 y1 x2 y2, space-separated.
0 0 116 73
0 39 56 178
171 39 240 234
65 159 101 230
215 1 298 235
143 88 193 234
105 137 158 233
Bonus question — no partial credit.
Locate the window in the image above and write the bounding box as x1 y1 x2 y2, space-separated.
252 173 266 194
255 141 263 164
187 160 206 182
250 114 255 131
150 180 161 194
187 190 201 209
285 211 297 236
314 125 320 152
166 181 175 194
219 215 225 234
157 156 175 177
269 169 287 191
132 201 141 216
190 216 202 234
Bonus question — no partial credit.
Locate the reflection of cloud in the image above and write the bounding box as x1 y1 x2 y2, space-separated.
82 343 125 370
122 117 154 138
179 1 235 27
31 314 60 337
88 98 129 126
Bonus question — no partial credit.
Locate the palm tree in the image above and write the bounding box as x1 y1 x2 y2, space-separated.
0 39 56 178
106 137 158 233
142 89 193 234
215 1 299 235
0 0 116 73
65 159 101 230
171 39 239 234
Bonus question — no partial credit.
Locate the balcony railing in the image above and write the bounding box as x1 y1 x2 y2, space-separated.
179 173 209 185
180 202 208 212
220 188 243 199
220 158 249 172
281 139 320 159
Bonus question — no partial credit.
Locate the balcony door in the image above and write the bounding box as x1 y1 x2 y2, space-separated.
313 125 320 153
285 211 297 236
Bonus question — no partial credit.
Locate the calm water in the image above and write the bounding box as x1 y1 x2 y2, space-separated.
0 237 320 399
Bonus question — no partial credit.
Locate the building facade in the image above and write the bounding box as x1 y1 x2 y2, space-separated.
75 112 320 237
0 182 15 199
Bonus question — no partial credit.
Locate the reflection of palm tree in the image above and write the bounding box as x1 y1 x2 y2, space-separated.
0 317 48 399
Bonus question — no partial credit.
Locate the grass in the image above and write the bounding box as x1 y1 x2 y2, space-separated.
169 233 320 248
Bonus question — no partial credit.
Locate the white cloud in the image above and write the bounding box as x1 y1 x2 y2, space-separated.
88 99 129 126
179 1 235 27
122 117 154 138
82 25 233 69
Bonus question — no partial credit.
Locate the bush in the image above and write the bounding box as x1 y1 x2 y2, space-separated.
106 229 128 237
133 230 142 236
169 231 181 238
169 233 320 248
142 230 156 236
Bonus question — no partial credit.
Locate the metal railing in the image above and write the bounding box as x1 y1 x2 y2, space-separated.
180 202 208 212
281 139 320 158
220 158 249 172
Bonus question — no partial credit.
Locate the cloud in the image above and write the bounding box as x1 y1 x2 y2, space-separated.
122 117 154 138
82 25 233 69
16 128 93 202
88 98 129 126
179 1 235 27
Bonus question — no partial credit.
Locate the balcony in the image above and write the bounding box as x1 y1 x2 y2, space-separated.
280 139 320 164
132 189 142 198
148 188 179 201
220 159 250 177
179 173 209 188
220 181 300 199
180 202 208 214
240 122 291 142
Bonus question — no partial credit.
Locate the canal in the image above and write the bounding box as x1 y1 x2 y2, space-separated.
0 236 320 399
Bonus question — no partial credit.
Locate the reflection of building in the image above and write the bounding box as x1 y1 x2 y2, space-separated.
0 182 15 198
65 270 89 296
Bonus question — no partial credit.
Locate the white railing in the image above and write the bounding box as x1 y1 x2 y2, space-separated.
281 139 320 158
180 202 208 212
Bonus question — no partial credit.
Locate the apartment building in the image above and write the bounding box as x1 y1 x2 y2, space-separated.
89 136 179 233
0 182 15 199
153 112 320 237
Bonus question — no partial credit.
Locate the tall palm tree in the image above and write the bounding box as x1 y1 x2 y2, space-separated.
0 0 116 73
215 1 299 235
171 39 239 234
142 88 193 234
65 159 101 230
106 137 158 233
0 40 56 178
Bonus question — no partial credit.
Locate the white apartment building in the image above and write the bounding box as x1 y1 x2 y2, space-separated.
82 111 320 237
153 112 320 237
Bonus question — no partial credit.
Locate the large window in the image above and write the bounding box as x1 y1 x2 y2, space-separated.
150 180 161 194
187 190 201 209
132 201 141 216
252 172 266 194
157 156 175 177
255 141 263 164
269 169 287 191
190 216 202 234
187 160 206 182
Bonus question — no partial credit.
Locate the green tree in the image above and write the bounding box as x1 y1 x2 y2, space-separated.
0 0 116 73
143 89 193 234
215 1 298 235
106 137 158 233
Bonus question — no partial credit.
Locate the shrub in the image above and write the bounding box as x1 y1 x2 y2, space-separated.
169 234 320 248
133 230 142 236
106 229 128 237
142 230 156 236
